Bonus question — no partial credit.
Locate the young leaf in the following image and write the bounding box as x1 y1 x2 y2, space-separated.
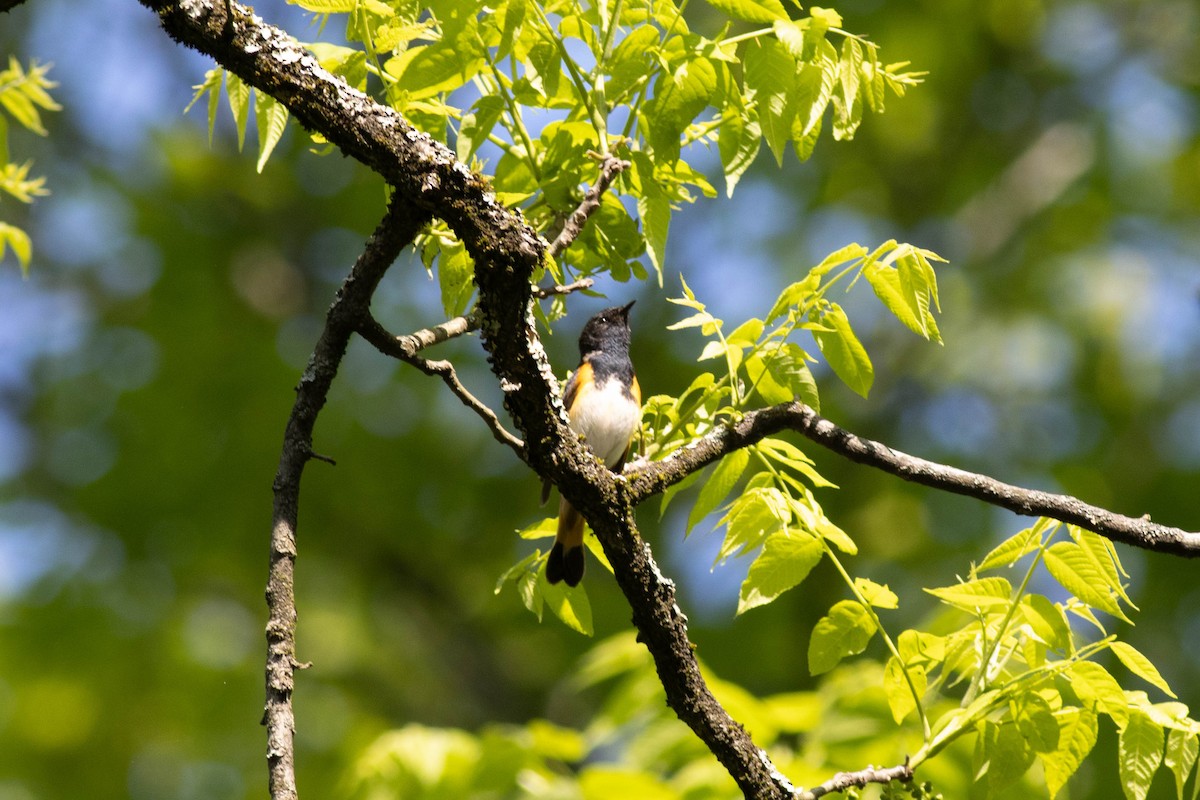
977 520 1052 573
737 533 823 614
1111 641 1177 699
632 153 670 285
883 655 926 724
1119 709 1165 800
540 578 594 636
1044 541 1131 622
704 0 787 24
977 719 1035 793
224 71 251 151
854 577 898 609
717 93 761 197
1165 728 1199 800
1068 660 1130 726
437 240 475 317
254 92 289 173
924 576 1012 613
1014 691 1061 753
743 38 796 165
687 449 750 535
647 56 718 161
0 222 32 274
1019 594 1072 653
1040 707 1099 800
811 303 873 397
716 486 789 561
808 599 876 675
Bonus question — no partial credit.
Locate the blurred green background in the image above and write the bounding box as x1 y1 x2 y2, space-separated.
1 0 1198 797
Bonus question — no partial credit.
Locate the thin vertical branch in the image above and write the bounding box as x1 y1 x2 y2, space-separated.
266 199 429 800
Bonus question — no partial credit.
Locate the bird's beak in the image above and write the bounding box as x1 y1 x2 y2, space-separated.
619 300 635 318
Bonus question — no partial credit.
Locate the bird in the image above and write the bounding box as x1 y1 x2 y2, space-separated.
544 301 641 587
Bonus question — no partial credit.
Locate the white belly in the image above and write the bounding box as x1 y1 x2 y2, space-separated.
570 376 640 468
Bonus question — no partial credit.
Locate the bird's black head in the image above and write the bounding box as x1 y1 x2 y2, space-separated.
578 300 634 356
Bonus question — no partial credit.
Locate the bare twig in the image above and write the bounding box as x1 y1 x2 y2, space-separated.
534 277 595 298
357 315 524 455
627 402 1200 557
266 199 429 800
802 761 914 799
547 156 630 258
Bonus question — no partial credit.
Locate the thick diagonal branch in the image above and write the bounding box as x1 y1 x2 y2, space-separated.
145 2 801 797
627 402 1200 557
266 200 430 800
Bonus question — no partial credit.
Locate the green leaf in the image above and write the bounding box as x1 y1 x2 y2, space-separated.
977 719 1035 792
1111 641 1177 699
811 303 873 397
1015 691 1061 753
718 93 761 197
254 92 289 173
1069 660 1130 726
0 222 33 274
540 578 594 636
925 576 1012 612
287 0 356 11
387 42 485 100
1120 709 1165 800
1040 708 1099 800
703 0 787 24
755 437 834 488
687 449 750 535
748 343 821 411
437 241 475 317
884 655 925 724
1044 541 1131 622
855 577 898 609
632 153 670 285
603 25 659 102
456 94 505 161
977 520 1052 573
743 38 796 165
789 60 831 142
224 71 251 151
737 533 823 614
1165 728 1199 800
494 551 540 594
864 258 927 338
808 599 876 675
716 486 788 561
1019 594 1072 653
516 517 557 540
648 56 718 160
1075 526 1136 608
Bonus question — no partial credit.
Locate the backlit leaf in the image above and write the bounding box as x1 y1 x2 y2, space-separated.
1120 709 1164 800
808 599 876 675
811 303 873 397
738 533 823 614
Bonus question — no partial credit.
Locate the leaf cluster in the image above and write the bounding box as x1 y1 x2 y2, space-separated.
186 0 922 319
0 56 58 273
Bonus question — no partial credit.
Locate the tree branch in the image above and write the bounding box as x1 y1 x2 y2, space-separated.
547 155 630 258
357 315 525 456
628 402 1200 557
145 2 800 796
266 199 429 800
802 762 913 799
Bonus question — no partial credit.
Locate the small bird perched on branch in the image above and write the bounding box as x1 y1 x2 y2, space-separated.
545 301 641 587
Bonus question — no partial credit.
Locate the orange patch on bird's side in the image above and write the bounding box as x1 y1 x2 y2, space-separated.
565 361 594 423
